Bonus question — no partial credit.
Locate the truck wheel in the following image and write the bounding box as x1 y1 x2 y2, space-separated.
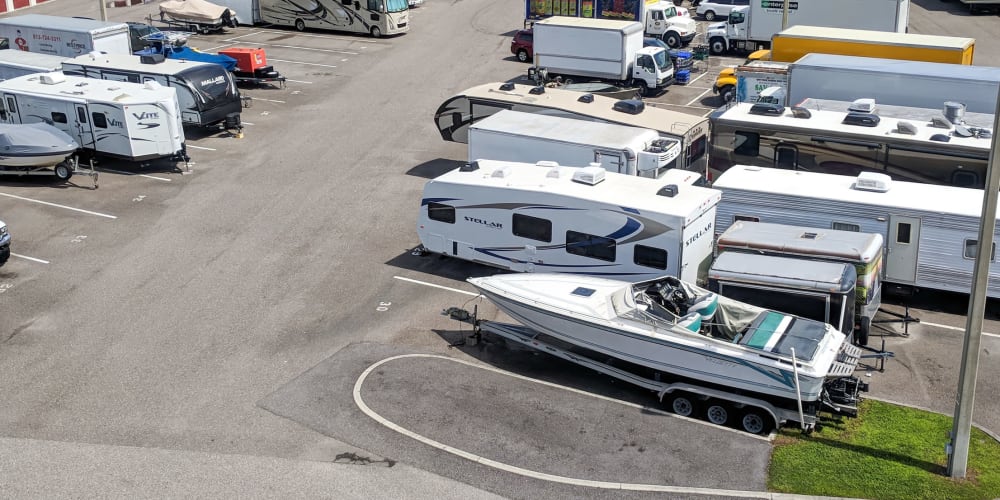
370 26 382 38
668 393 697 418
295 19 306 31
54 162 73 181
740 408 774 435
705 402 730 425
703 10 716 21
637 81 650 97
709 37 727 55
719 84 734 104
517 49 529 63
663 32 681 49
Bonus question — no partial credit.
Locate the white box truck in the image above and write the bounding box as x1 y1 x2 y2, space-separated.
468 110 684 180
532 17 674 96
706 0 909 55
734 60 790 105
525 0 697 48
786 53 1000 113
0 15 131 57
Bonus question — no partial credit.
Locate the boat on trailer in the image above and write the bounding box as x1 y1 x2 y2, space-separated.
0 123 80 181
467 272 867 431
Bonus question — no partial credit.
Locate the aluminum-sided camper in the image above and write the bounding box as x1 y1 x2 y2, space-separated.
416 160 721 282
0 51 67 81
708 99 994 188
0 72 186 163
715 221 884 345
468 109 682 179
712 165 1000 299
61 53 242 128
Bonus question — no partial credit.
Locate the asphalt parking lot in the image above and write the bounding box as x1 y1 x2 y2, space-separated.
1 0 1000 498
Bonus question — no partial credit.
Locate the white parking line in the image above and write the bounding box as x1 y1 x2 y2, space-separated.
393 275 478 296
11 253 49 264
224 40 358 55
919 321 1000 339
203 42 237 51
285 79 313 84
230 28 379 44
687 71 711 85
223 31 264 41
269 59 337 68
186 145 216 151
252 97 285 104
97 168 172 182
0 192 117 219
685 88 713 107
241 121 255 126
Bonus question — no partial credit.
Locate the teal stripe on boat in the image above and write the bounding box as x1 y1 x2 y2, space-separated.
747 311 785 349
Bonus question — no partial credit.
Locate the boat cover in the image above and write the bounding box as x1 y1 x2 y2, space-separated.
164 46 237 71
0 123 77 156
160 0 231 24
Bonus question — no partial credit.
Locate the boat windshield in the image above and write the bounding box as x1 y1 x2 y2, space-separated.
179 65 238 109
739 311 826 361
386 0 408 12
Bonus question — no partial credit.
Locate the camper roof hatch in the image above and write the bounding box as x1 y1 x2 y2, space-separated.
855 172 891 193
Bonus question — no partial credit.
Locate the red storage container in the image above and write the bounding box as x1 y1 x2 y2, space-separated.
218 47 267 73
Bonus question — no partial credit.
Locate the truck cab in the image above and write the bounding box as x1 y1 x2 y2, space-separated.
706 5 754 55
644 1 697 48
0 218 10 267
633 46 675 95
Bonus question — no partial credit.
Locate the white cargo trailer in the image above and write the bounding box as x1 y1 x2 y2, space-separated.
713 165 1000 298
0 72 187 163
468 110 683 179
416 159 720 283
706 0 909 55
532 17 674 96
786 54 1000 114
0 15 131 57
0 51 67 81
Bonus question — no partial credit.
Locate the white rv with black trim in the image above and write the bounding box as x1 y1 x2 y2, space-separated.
416 159 720 282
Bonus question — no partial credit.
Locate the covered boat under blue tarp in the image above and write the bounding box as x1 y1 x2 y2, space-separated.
134 45 237 71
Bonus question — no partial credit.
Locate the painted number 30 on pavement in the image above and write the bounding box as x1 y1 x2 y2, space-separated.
376 301 391 312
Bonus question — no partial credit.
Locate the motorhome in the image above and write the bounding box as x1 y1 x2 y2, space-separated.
712 165 1000 299
211 0 409 37
416 159 721 283
0 72 187 163
61 53 242 128
0 51 67 81
468 110 683 179
435 82 710 175
715 221 884 345
708 99 993 188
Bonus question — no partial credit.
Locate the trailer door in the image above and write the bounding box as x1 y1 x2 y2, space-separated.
74 104 96 150
595 149 626 174
2 94 19 124
885 215 920 284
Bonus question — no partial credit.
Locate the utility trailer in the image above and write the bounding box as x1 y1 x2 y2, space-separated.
452 313 867 434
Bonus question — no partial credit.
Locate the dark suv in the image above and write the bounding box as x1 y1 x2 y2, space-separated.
510 29 533 63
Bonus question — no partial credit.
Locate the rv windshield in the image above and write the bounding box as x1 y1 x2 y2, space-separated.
180 65 237 109
386 0 408 12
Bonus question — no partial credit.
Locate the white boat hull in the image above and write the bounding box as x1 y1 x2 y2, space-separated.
0 152 73 168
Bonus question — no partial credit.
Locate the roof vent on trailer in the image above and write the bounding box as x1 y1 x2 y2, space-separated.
943 101 966 124
749 103 784 116
799 231 819 240
930 116 953 129
140 53 166 64
790 106 811 119
895 121 918 135
848 98 876 114
577 93 595 103
855 172 891 193
657 184 679 198
843 112 880 127
459 161 480 172
498 82 516 91
528 85 546 95
572 166 605 185
490 166 512 178
536 160 560 168
613 99 645 115
39 72 66 85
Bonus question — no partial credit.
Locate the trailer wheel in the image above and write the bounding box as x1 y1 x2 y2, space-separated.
705 402 730 425
856 317 871 347
702 10 716 21
53 162 73 181
668 393 697 418
295 19 306 31
709 37 727 56
663 32 681 49
370 26 382 38
740 408 774 435
516 49 529 63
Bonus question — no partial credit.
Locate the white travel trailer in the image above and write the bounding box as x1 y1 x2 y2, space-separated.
416 159 721 282
61 53 242 128
712 165 1000 298
0 51 67 81
468 109 683 179
0 72 187 163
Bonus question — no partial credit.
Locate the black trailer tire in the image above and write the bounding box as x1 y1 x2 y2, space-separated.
740 408 774 435
54 162 73 181
706 402 730 425
857 317 871 347
370 26 382 38
295 19 306 31
517 49 529 62
663 31 681 49
668 393 697 418
703 10 716 21
709 37 727 55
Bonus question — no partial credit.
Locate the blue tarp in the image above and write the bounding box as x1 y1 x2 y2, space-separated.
134 45 237 71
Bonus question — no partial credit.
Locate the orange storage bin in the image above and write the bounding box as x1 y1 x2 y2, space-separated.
218 47 268 72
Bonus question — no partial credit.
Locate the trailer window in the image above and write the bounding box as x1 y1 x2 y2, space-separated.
77 107 87 124
832 222 860 232
427 202 455 224
733 131 759 156
512 214 552 242
734 215 759 223
895 222 911 244
775 144 797 169
566 231 616 262
721 284 830 325
634 245 667 270
963 239 996 262
50 112 67 124
91 113 107 129
686 135 707 165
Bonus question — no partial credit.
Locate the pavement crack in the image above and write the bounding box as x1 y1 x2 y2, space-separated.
332 451 396 467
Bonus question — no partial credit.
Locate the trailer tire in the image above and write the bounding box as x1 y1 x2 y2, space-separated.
702 10 716 21
709 37 727 55
740 408 774 435
663 32 681 49
54 162 73 181
668 393 697 418
516 49 529 63
705 402 730 425
295 19 306 31
856 317 871 347
370 26 382 38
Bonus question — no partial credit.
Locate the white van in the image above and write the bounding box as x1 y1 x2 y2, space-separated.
697 0 749 21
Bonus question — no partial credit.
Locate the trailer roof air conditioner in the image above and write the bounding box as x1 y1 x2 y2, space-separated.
572 166 605 185
848 98 876 114
842 113 879 127
39 72 66 85
854 172 891 193
749 103 783 116
895 121 917 135
613 99 644 115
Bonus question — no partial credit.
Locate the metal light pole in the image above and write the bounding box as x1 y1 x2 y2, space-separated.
781 0 790 30
99 0 108 21
947 83 1000 479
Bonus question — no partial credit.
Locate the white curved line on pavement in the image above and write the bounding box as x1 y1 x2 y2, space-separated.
353 353 781 498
